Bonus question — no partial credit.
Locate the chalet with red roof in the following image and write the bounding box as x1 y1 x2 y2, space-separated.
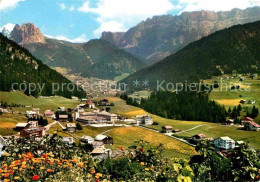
244 121 260 131
161 126 173 133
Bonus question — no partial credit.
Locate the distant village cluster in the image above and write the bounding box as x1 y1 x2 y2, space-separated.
0 98 157 159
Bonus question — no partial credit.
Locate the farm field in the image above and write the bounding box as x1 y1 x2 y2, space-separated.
106 127 197 159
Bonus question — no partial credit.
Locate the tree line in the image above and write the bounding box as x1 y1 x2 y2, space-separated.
121 91 226 123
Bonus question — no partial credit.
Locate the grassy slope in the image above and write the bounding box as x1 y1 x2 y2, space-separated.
0 113 27 135
107 127 197 159
104 96 260 149
0 91 81 113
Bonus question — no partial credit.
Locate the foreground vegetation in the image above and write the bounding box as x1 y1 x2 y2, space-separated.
1 134 259 181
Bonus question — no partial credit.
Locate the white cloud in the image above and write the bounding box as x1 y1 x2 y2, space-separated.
0 23 15 32
69 5 75 11
59 3 66 10
0 0 24 10
45 34 88 43
178 0 260 13
78 0 177 37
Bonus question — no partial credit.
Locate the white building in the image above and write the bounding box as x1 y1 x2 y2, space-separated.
26 111 37 118
135 115 153 125
214 136 235 150
81 135 95 144
63 137 74 145
97 111 118 122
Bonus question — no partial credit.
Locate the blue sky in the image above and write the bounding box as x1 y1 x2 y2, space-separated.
0 0 260 42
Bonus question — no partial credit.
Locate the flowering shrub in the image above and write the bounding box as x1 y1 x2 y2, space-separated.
96 141 194 181
190 140 260 181
0 152 101 181
1 138 195 181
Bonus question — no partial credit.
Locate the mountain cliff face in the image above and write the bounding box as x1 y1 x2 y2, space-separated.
101 7 260 64
10 23 45 45
121 21 260 91
0 33 86 98
9 23 144 81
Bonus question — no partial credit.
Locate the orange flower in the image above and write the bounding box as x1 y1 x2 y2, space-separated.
32 175 40 180
140 148 145 153
3 179 10 182
31 167 34 170
42 154 48 159
47 169 54 173
71 159 77 163
120 146 125 152
47 161 53 165
77 162 83 168
27 152 34 159
4 173 9 178
89 168 95 174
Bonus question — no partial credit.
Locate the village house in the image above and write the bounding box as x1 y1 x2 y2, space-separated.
14 123 29 131
58 114 68 122
87 101 95 109
66 123 77 132
81 98 88 102
74 112 80 120
27 121 38 128
92 141 105 149
192 134 206 144
135 114 153 125
20 127 46 138
123 119 136 124
136 115 153 125
244 121 260 131
172 129 181 133
248 100 256 104
80 135 95 144
97 111 118 122
95 134 113 145
242 117 254 125
62 137 74 145
26 111 37 118
223 119 234 126
57 107 66 112
161 126 173 133
98 99 109 106
240 100 247 104
44 110 55 118
214 136 235 150
32 108 40 115
77 116 107 125
72 96 79 101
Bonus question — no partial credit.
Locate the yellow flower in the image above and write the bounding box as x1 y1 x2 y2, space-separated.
14 176 20 180
145 168 149 171
140 162 145 166
40 167 45 170
4 153 10 157
77 162 84 168
12 167 18 170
